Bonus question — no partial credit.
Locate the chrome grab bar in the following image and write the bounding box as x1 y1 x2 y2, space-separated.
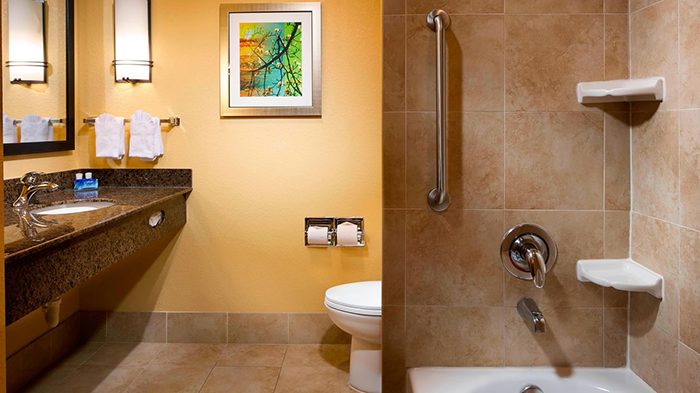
427 9 451 212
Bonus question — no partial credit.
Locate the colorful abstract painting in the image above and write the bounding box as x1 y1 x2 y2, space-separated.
239 22 302 97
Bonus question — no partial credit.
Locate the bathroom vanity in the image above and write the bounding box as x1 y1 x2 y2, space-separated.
3 169 192 324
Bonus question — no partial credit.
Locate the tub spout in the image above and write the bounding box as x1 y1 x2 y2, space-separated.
517 297 546 334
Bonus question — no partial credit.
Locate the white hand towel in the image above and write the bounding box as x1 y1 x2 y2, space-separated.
129 110 163 161
19 114 51 142
3 113 17 143
95 114 125 159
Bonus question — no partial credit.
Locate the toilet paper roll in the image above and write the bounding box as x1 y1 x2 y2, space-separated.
337 222 359 246
307 226 329 245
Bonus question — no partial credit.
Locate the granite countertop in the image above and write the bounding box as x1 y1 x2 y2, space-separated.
4 169 192 264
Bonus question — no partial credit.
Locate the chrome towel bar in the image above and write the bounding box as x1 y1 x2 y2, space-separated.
427 9 451 212
83 116 181 127
13 118 64 125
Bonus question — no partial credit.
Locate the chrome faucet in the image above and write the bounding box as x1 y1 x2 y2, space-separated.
517 298 546 334
501 224 558 289
13 172 59 208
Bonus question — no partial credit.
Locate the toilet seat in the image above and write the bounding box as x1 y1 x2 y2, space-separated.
324 281 381 317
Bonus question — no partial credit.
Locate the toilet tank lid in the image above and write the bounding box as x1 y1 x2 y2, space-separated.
325 281 381 311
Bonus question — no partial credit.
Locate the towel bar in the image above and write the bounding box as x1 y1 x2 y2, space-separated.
13 119 64 125
83 116 180 127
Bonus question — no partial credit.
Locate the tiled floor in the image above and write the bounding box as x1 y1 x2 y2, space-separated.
19 343 354 393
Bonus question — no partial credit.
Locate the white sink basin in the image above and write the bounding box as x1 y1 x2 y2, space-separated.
32 201 115 216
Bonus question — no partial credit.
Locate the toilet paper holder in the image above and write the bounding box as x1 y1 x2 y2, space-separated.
305 217 365 247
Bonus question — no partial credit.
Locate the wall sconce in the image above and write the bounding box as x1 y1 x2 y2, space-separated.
6 0 47 84
113 0 152 83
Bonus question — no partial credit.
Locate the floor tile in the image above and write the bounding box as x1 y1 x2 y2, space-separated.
152 343 225 366
84 343 164 367
52 365 143 393
274 366 352 393
200 366 279 393
19 364 77 393
282 345 350 370
125 365 212 393
217 344 287 367
58 342 105 366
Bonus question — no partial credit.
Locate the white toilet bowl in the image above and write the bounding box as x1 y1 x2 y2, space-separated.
325 281 382 393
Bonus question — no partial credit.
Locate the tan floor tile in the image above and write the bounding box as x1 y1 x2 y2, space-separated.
153 343 225 366
274 366 352 393
19 364 77 393
200 367 279 393
58 342 105 366
282 345 350 370
52 365 143 393
84 343 164 367
217 344 287 367
125 365 212 393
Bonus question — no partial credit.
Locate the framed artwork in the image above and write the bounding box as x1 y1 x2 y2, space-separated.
219 3 321 117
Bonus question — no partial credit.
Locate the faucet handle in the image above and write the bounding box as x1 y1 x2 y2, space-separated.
501 223 558 289
19 171 45 186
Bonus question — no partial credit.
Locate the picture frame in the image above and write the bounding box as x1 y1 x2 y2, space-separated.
219 2 321 117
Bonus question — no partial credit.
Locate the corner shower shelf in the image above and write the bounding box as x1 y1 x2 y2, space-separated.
576 77 665 104
576 258 664 299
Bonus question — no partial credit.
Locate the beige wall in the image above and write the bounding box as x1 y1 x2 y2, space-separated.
72 0 382 313
382 0 632 390
628 0 700 391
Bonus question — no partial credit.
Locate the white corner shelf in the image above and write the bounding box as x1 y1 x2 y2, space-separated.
576 77 665 104
576 258 664 299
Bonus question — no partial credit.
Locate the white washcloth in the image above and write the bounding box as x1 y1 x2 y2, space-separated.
3 113 17 143
129 110 163 161
95 114 125 159
19 114 51 142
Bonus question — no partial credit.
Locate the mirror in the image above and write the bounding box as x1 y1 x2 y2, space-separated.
2 0 74 156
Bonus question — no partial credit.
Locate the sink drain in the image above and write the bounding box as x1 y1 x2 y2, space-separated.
520 385 543 393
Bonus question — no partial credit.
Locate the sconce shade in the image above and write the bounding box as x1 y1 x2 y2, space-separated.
113 0 152 82
7 0 47 84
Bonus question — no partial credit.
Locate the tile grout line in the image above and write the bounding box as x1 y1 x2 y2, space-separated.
272 345 290 392
602 0 607 367
502 0 507 367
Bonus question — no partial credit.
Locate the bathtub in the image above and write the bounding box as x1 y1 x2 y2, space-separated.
408 367 656 393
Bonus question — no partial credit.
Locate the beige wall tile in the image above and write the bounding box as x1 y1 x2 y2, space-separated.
504 211 604 308
630 311 679 393
405 210 504 307
631 0 662 12
605 211 630 259
383 210 406 306
632 111 680 223
228 313 288 344
605 112 631 210
384 0 405 15
383 113 405 209
406 16 504 112
680 228 700 353
167 313 227 344
200 366 280 393
680 0 700 108
631 0 679 111
288 313 351 344
505 113 604 210
382 306 406 393
80 311 107 343
406 306 503 367
506 0 604 13
606 15 630 81
605 288 630 308
605 308 628 367
631 213 680 338
406 112 504 209
680 110 700 230
383 16 405 112
505 308 604 367
679 344 700 393
505 15 604 112
6 334 52 393
607 0 630 13
408 0 504 14
106 312 166 343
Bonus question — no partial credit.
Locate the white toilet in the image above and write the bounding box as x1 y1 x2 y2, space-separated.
325 281 382 393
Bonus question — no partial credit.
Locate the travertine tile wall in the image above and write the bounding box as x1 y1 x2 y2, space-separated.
628 0 700 392
382 0 632 391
